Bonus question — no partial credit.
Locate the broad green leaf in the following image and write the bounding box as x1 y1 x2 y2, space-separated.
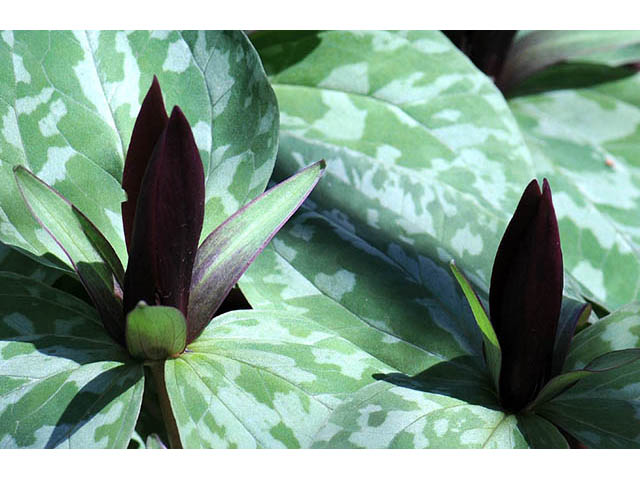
0 31 277 267
14 165 124 342
0 272 144 448
564 302 640 370
311 382 528 448
125 304 187 360
499 31 640 92
450 261 501 390
243 30 548 375
187 160 325 343
164 309 391 448
0 240 62 284
537 360 640 448
516 413 568 448
509 70 640 309
535 304 640 448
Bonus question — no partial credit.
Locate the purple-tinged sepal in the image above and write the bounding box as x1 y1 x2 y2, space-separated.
121 76 169 253
490 178 563 412
123 106 205 319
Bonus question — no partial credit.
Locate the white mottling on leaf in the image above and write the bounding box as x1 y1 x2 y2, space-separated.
38 146 74 185
433 108 462 122
313 91 367 141
376 144 402 163
15 87 54 115
163 40 192 73
12 54 31 84
572 260 607 302
412 38 450 54
451 225 483 257
1 30 14 47
1 109 22 149
318 62 369 94
38 99 67 137
192 121 212 155
314 269 356 301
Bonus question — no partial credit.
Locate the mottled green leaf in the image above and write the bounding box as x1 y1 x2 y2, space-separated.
0 30 277 267
125 304 186 361
188 161 325 343
500 31 640 92
242 30 549 375
534 304 640 448
509 69 640 309
164 309 390 448
0 272 144 448
311 382 527 448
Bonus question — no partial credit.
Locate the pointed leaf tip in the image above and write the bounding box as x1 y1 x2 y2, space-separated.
121 77 169 253
187 160 325 344
123 101 205 319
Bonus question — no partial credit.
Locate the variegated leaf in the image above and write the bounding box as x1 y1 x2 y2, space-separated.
242 30 570 374
164 309 391 448
0 240 61 284
0 30 277 267
500 31 640 91
509 69 640 309
0 272 144 448
311 381 528 448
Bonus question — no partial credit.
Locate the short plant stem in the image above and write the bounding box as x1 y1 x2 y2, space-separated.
148 361 183 449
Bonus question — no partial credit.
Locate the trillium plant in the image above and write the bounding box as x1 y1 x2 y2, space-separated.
4 30 640 449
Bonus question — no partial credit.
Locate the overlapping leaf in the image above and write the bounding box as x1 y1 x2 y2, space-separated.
311 381 528 448
0 30 278 267
509 69 640 309
164 309 391 448
0 272 144 448
499 31 640 92
242 30 562 375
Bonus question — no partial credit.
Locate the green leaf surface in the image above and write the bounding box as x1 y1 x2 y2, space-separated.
164 309 391 448
0 240 62 284
500 31 640 92
0 272 144 448
125 304 187 360
146 433 166 449
242 30 547 375
535 304 640 448
509 70 640 309
516 413 568 448
0 30 277 267
187 160 325 342
14 165 124 341
311 382 527 448
450 261 501 390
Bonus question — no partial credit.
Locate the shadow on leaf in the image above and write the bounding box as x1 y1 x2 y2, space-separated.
373 355 501 410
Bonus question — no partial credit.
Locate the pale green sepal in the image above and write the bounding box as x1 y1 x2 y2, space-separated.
125 303 187 361
146 433 167 449
450 260 501 392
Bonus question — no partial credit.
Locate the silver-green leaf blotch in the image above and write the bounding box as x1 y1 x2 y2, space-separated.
164 309 391 448
0 272 144 448
0 31 278 268
312 382 527 448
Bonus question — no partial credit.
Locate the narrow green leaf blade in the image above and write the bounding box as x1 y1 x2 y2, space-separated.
164 309 390 448
312 382 528 448
14 165 125 343
450 260 501 391
0 273 144 448
187 161 325 343
125 304 187 360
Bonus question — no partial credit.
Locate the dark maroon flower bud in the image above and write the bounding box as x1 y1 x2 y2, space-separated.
122 104 205 320
490 178 563 411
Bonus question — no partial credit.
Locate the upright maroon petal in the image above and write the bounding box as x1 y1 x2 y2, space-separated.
490 178 563 411
123 106 205 319
121 76 169 252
